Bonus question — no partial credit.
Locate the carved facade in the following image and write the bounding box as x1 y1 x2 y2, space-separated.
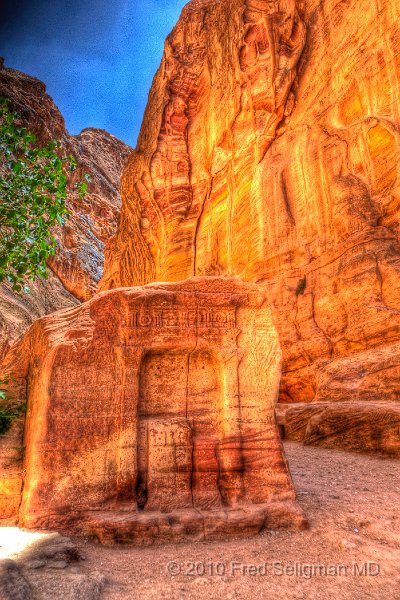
1 278 306 542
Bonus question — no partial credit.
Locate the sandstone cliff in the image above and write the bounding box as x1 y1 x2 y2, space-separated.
101 0 400 415
0 62 131 359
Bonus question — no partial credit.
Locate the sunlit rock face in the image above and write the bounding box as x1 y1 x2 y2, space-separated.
101 0 400 410
100 0 306 290
0 63 131 360
1 278 306 541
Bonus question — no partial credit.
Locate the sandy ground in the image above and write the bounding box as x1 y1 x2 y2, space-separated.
68 441 400 600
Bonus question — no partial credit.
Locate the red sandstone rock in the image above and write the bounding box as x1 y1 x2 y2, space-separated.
100 0 306 290
0 278 306 538
1 0 399 541
100 0 400 416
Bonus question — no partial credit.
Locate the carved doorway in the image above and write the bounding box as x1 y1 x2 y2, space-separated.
137 349 224 512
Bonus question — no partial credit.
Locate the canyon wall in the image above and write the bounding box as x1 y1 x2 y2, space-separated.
101 0 400 414
0 61 131 359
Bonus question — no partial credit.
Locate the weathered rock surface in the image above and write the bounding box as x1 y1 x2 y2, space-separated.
0 277 306 540
101 0 306 291
100 0 400 420
0 275 78 365
277 403 400 456
0 61 131 359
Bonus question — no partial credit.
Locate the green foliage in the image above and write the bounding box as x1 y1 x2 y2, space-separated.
0 97 91 291
295 276 307 297
0 403 26 435
0 375 26 435
0 374 9 400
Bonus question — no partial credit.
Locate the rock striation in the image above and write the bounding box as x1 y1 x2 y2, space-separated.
100 0 400 452
0 278 306 540
101 0 306 291
0 61 131 360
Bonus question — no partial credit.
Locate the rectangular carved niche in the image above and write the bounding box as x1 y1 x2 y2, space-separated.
137 349 226 512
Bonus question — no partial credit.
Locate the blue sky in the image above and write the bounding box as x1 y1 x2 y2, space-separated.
0 0 188 147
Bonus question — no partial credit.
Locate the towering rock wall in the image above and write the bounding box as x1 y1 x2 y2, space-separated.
0 62 131 359
101 0 400 408
100 0 306 289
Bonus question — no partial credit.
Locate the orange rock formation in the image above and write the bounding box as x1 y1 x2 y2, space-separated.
1 278 306 540
100 0 400 425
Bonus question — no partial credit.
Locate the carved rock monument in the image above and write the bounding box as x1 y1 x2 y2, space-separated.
1 278 306 542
